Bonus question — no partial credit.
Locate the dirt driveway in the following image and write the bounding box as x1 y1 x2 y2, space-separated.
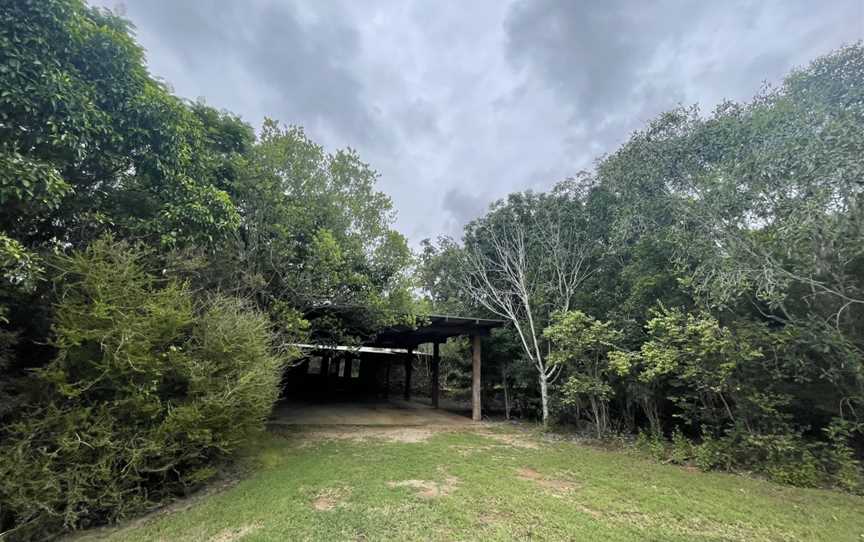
269 399 474 427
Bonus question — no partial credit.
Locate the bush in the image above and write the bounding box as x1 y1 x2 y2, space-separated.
0 239 287 539
690 425 863 492
634 427 695 465
635 430 669 462
763 450 822 488
819 420 864 493
669 428 694 465
631 422 863 493
693 433 735 471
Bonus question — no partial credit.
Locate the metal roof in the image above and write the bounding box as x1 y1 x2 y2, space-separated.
367 314 505 348
291 343 430 356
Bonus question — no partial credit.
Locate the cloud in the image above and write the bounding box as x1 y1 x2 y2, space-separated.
113 0 386 147
95 0 863 247
442 187 489 228
504 0 863 149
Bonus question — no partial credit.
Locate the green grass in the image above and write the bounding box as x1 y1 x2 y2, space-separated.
74 425 864 541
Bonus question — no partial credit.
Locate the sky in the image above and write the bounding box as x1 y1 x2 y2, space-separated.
92 1 863 246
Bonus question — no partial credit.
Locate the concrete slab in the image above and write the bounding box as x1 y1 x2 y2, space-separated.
270 399 473 426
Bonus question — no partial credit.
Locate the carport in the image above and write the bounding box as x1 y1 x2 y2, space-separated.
282 315 504 422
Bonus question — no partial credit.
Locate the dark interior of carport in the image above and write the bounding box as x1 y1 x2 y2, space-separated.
282 315 503 421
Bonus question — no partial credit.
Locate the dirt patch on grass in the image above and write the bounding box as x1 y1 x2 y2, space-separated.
292 426 443 445
311 487 351 511
515 467 577 493
279 422 545 450
387 475 461 499
211 522 260 542
480 431 540 449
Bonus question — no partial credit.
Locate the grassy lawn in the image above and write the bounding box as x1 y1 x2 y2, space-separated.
74 424 864 542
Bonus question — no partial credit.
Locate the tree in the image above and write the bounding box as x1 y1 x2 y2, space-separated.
0 1 254 389
456 181 599 424
598 44 864 433
545 310 623 437
195 120 417 344
417 236 469 315
612 307 764 432
0 1 243 250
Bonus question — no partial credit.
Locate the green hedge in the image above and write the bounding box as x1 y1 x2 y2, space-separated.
0 239 287 539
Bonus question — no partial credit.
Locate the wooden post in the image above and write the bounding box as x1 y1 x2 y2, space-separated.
384 357 391 399
321 352 331 393
343 355 353 379
471 335 481 421
431 342 440 409
403 347 413 401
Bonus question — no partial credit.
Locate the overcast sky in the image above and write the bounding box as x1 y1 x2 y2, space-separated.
93 1 863 245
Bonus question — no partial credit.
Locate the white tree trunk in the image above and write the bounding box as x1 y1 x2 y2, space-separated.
539 371 550 426
455 210 595 429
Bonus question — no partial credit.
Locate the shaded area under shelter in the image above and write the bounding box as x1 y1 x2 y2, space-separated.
281 315 504 421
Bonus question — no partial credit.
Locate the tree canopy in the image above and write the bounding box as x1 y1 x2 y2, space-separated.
2 2 864 537
421 43 864 491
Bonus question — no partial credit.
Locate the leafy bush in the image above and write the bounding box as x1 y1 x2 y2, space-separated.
763 450 822 488
632 422 862 493
546 311 622 437
635 430 669 462
693 433 735 472
690 425 863 492
669 428 694 465
820 420 864 493
0 239 287 539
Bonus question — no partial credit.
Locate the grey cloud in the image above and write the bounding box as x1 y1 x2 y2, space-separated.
506 0 682 118
96 0 862 247
442 187 490 228
117 0 386 147
505 0 863 151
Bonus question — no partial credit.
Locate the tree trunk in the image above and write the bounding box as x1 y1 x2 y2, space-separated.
502 365 511 420
642 396 662 436
539 371 550 426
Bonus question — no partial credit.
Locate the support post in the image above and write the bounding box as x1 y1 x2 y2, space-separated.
343 355 353 379
384 358 391 399
471 335 481 421
403 347 413 401
431 342 440 409
321 352 331 393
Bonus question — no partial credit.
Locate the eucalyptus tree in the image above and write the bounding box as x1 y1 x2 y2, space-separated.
456 180 600 424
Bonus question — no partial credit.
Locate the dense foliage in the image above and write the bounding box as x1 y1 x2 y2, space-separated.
0 1 416 538
0 0 240 249
454 181 601 424
0 240 286 537
199 120 416 345
3 1 863 537
421 44 864 491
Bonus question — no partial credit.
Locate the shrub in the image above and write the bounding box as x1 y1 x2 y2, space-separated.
635 430 669 462
693 433 735 471
820 419 864 493
688 424 863 492
669 428 694 465
0 239 287 539
763 450 822 488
